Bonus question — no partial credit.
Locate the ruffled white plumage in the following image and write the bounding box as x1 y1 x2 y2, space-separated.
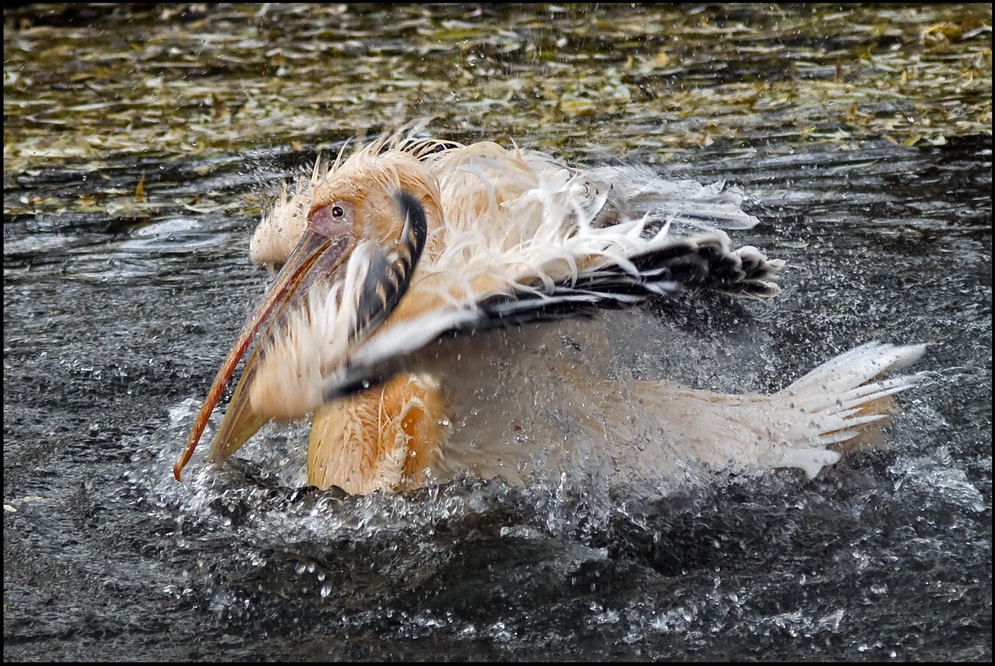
248 138 784 418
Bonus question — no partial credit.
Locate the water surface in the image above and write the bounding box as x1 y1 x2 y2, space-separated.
4 4 991 661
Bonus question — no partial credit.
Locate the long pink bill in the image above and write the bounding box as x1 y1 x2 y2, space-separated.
173 231 351 482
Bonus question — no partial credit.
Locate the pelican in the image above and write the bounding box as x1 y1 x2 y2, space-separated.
174 129 925 494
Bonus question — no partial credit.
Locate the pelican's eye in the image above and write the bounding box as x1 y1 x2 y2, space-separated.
310 200 353 239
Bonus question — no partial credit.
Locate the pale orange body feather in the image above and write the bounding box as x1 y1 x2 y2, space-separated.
307 372 447 494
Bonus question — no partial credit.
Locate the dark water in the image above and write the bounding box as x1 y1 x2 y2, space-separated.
4 4 991 661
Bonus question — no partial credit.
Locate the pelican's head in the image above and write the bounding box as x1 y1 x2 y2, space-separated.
174 142 445 481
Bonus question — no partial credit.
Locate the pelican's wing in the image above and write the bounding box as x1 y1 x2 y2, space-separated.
321 168 783 399
436 162 783 326
581 166 764 231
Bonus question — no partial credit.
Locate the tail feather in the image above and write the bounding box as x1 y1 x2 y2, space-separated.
633 342 927 479
785 342 927 394
767 343 926 474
